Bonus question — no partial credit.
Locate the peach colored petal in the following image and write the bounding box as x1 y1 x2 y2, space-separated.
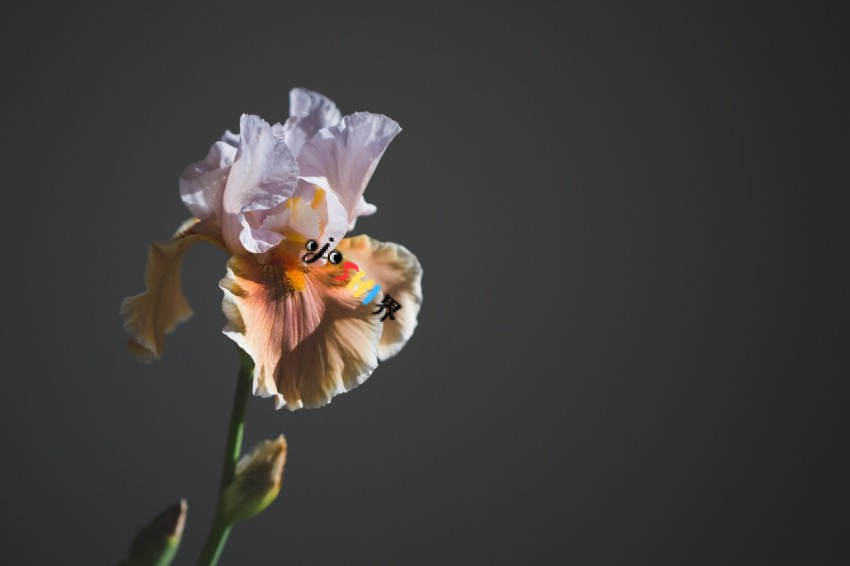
336 235 423 360
121 220 225 362
220 250 382 410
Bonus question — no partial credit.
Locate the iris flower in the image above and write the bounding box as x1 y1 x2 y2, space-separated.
121 88 423 410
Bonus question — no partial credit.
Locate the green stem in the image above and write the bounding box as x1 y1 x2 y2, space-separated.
197 348 254 566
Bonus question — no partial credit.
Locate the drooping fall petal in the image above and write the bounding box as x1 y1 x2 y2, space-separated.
121 221 224 362
337 235 423 360
298 112 401 226
220 249 382 410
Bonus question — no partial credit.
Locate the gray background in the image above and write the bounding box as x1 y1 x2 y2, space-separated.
1 2 847 564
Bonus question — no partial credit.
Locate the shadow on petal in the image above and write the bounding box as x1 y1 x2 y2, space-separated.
121 220 225 362
220 252 382 410
337 235 423 360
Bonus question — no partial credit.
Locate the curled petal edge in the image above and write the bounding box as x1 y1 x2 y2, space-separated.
121 219 226 362
336 235 423 361
219 252 382 410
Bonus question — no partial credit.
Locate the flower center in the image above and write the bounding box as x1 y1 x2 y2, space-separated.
282 261 307 292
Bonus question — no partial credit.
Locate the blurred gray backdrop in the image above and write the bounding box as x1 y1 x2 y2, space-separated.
1 2 847 564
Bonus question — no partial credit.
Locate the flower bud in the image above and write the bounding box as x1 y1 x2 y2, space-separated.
120 499 187 566
221 436 287 524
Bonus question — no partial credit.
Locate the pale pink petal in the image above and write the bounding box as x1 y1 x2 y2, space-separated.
222 115 299 254
237 211 286 255
347 196 377 230
290 177 349 245
281 88 342 156
220 251 382 410
220 129 240 147
337 235 423 360
297 112 401 224
179 141 236 224
239 196 320 255
236 178 348 255
121 221 225 361
262 199 322 241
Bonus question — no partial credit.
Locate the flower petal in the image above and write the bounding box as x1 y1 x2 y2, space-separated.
121 221 225 361
221 129 240 147
288 177 349 245
222 115 299 254
237 211 286 255
297 112 401 224
179 140 236 225
347 196 377 230
336 235 423 360
281 88 342 156
220 251 382 410
238 195 321 255
236 178 348 255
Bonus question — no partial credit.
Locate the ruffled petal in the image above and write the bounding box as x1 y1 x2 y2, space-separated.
336 235 422 360
237 211 287 255
347 195 377 230
281 88 342 156
121 221 225 361
238 196 320 255
236 178 348 256
220 129 240 147
297 112 401 225
222 115 299 254
179 141 236 225
288 177 349 245
220 251 382 410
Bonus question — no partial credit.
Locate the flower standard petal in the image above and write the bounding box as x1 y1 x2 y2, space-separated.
236 178 348 255
281 88 342 156
289 177 349 245
297 112 401 226
220 251 382 410
337 235 423 360
179 140 237 227
220 129 240 148
221 115 299 254
348 196 377 230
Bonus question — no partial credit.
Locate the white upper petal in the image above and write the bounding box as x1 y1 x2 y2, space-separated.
238 211 285 255
281 88 342 156
297 112 401 225
179 141 237 223
347 196 378 230
236 177 349 256
221 115 299 253
294 177 350 245
220 129 240 148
